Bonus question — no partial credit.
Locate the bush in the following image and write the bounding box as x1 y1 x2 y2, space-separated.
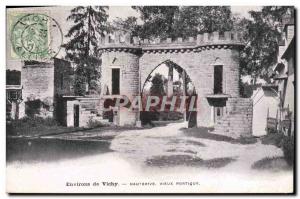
13 116 58 127
282 136 294 166
251 157 290 170
7 116 59 136
25 99 42 117
237 136 257 144
140 111 159 126
261 132 284 147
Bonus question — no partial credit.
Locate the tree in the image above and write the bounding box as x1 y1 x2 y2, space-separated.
132 6 179 39
64 6 109 95
112 6 294 83
150 73 166 96
131 6 233 40
174 6 233 38
238 6 294 83
111 16 140 36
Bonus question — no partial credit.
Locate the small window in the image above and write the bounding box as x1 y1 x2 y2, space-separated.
9 91 18 100
214 65 223 94
60 74 64 89
112 68 120 95
217 108 221 116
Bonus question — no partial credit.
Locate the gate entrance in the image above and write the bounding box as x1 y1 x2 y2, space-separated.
141 60 197 126
74 104 79 127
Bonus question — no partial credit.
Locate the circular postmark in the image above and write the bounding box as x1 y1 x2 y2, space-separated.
10 13 63 60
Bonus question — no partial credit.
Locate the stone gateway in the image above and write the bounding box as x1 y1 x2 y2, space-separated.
98 31 253 138
15 31 253 138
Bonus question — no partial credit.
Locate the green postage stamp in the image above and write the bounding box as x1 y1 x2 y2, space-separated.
10 13 62 60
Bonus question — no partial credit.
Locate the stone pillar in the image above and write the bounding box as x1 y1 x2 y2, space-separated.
11 101 17 120
112 107 119 125
197 96 211 127
18 101 26 118
182 70 187 121
66 100 78 127
167 65 173 97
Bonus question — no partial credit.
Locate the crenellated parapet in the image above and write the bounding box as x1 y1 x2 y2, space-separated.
99 33 142 54
99 31 245 54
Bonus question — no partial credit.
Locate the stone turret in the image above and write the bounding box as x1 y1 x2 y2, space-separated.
100 33 141 126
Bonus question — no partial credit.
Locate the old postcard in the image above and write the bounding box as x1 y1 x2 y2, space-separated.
6 6 295 194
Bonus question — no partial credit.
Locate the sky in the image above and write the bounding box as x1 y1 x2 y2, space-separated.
6 6 261 71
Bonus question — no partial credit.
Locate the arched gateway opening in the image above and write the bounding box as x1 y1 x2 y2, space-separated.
140 60 197 127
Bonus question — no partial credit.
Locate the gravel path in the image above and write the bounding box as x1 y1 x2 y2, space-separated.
110 122 284 171
6 122 293 193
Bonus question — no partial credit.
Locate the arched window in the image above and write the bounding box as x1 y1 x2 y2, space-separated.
214 65 223 94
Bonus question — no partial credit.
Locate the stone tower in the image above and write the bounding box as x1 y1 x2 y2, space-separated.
100 33 141 126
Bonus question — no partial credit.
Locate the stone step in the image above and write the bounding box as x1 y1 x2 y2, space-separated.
89 116 110 124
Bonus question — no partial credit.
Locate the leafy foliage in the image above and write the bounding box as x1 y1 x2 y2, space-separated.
112 6 294 82
132 6 179 39
64 6 109 95
238 6 294 82
174 6 233 38
111 16 140 36
150 73 166 96
129 6 233 40
282 136 294 166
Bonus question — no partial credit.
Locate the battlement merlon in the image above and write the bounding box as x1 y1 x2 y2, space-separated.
99 31 245 52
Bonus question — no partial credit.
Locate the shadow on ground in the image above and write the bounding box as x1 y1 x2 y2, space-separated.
166 138 206 147
146 154 236 168
7 137 114 163
181 127 257 145
251 156 293 171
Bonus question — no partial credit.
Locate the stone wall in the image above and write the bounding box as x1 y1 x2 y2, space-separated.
53 58 74 121
213 98 253 138
119 107 137 126
20 58 73 119
21 61 55 118
54 58 74 96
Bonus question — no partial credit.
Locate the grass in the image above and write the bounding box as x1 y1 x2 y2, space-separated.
6 116 148 137
145 154 235 168
7 117 85 137
261 133 285 147
181 127 257 145
86 125 143 133
251 156 292 171
282 136 294 166
261 134 294 167
142 120 184 128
